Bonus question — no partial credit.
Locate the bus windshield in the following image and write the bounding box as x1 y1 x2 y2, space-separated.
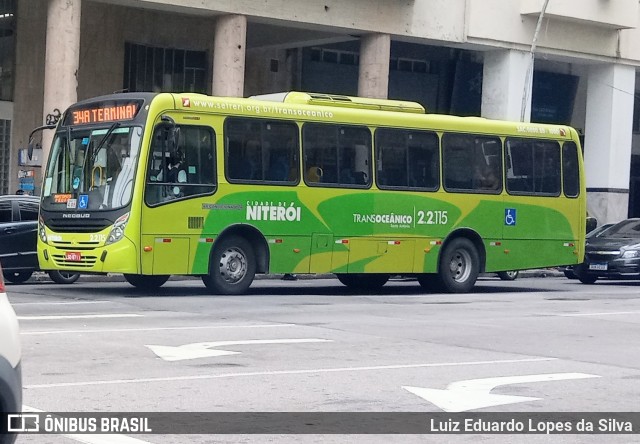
42 125 142 211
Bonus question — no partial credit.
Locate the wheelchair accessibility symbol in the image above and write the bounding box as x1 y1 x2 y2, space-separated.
505 208 517 226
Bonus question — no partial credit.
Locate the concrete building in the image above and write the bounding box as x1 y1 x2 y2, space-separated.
3 0 640 224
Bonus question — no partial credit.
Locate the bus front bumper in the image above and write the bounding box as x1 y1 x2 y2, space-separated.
38 237 138 274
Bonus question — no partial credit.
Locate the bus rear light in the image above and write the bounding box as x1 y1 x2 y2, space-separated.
388 241 401 245
490 241 502 246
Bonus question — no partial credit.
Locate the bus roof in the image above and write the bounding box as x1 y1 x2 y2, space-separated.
250 91 426 114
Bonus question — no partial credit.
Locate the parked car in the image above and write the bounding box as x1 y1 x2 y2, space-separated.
561 223 615 279
0 263 21 444
0 195 79 284
575 218 640 284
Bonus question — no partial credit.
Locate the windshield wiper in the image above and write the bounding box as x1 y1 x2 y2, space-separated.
91 122 121 164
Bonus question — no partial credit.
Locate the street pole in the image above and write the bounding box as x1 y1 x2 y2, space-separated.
521 0 551 122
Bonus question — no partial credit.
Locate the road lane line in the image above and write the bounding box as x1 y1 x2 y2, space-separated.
555 311 640 317
22 406 152 444
25 357 557 389
17 314 143 321
21 324 297 335
11 301 112 306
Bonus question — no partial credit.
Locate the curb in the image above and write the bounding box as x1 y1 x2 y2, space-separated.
27 269 565 283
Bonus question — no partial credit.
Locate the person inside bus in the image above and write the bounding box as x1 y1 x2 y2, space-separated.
475 164 500 190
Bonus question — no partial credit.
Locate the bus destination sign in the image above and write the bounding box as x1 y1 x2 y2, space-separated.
66 101 143 126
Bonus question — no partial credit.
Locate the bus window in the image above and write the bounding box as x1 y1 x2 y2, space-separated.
375 128 439 190
442 133 502 193
303 123 371 188
145 124 216 206
505 138 561 196
225 118 298 184
562 141 580 198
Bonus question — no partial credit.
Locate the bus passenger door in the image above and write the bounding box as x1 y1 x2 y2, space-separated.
309 233 333 273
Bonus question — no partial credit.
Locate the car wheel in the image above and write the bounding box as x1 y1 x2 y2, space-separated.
563 269 577 279
497 270 519 281
417 274 443 292
336 273 389 290
578 275 598 285
2 271 33 284
47 270 80 284
202 235 256 295
123 274 170 289
437 237 480 293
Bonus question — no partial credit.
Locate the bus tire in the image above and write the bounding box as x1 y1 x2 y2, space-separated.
203 235 256 295
2 271 33 284
438 237 480 293
124 274 170 289
48 270 80 284
497 270 519 281
336 273 389 290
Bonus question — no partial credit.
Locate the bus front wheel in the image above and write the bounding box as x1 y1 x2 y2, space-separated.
438 237 480 293
336 273 389 290
203 235 256 295
124 274 170 289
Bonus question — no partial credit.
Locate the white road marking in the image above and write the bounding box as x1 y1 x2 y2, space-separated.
21 406 152 444
403 372 600 412
21 323 297 336
17 314 143 321
24 357 557 389
11 301 111 306
556 311 640 317
146 338 333 361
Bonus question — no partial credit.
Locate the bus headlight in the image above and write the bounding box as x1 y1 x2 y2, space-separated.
38 217 47 244
105 212 130 246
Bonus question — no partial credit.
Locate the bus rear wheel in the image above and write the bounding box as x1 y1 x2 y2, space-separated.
438 237 480 293
124 274 170 289
203 235 256 295
336 273 389 290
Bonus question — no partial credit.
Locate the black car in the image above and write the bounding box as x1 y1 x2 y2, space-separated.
0 195 79 284
576 218 640 284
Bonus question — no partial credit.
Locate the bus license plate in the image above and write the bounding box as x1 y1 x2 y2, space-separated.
65 251 82 262
589 263 608 271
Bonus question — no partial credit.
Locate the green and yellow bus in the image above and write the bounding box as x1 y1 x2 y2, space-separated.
36 91 586 294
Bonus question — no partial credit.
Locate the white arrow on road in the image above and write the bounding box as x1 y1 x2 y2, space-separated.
146 338 332 361
403 372 600 412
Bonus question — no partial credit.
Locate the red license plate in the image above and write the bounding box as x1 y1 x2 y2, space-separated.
65 251 82 262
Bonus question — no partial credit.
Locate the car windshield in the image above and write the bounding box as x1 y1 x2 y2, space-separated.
42 125 142 211
600 219 640 238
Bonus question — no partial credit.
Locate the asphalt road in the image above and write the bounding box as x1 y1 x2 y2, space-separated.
6 275 640 443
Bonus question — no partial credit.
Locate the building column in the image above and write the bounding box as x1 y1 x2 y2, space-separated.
584 63 636 224
481 50 531 121
358 33 390 99
42 0 81 163
212 14 246 97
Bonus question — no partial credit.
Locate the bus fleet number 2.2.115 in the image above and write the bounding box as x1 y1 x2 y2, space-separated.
417 210 448 225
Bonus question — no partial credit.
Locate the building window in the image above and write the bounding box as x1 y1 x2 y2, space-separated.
0 0 15 102
0 118 10 194
123 42 207 93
